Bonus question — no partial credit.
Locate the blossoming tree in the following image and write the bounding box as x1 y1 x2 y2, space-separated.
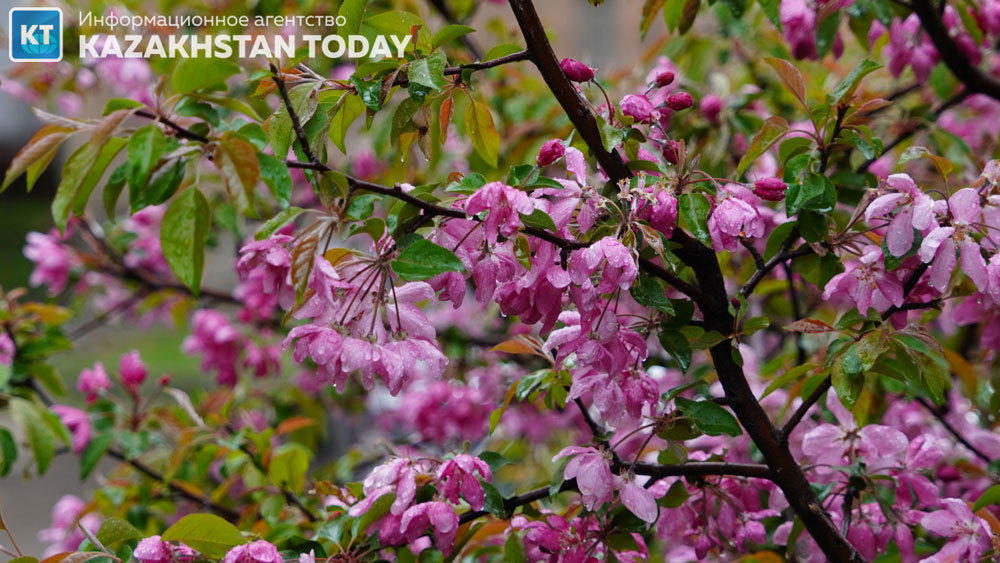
3 0 1000 560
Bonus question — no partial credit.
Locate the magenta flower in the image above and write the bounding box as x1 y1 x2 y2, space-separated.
77 362 111 403
553 446 615 510
920 499 992 562
24 229 78 295
122 205 171 278
134 536 174 563
569 237 638 294
885 15 939 82
620 94 656 123
37 495 100 557
436 455 492 510
699 94 723 123
707 186 766 252
560 58 595 82
752 177 788 202
653 70 675 88
182 309 246 386
864 174 937 257
51 405 91 454
569 367 659 427
466 182 536 243
617 477 659 523
536 138 566 166
918 187 988 292
400 502 459 554
119 350 147 392
223 540 282 563
800 391 908 468
635 188 679 236
349 458 423 517
822 246 904 314
666 91 694 111
236 234 294 302
780 0 817 59
0 332 14 366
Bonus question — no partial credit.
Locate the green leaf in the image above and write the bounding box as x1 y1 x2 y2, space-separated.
171 58 241 93
338 0 368 37
764 58 806 109
478 451 510 474
973 484 1000 511
391 238 465 281
484 43 523 60
53 136 127 229
11 399 56 474
831 59 882 104
786 172 836 215
464 100 500 168
0 428 17 477
678 192 712 246
256 207 306 241
432 24 475 49
96 517 142 549
126 124 168 191
763 220 798 261
80 432 113 480
407 52 448 91
329 94 366 153
762 363 817 398
675 397 742 436
758 0 781 29
353 493 394 537
363 10 428 50
520 209 557 232
630 275 675 314
160 188 211 295
268 443 312 493
257 153 293 208
640 0 667 39
658 330 692 372
481 481 505 518
161 514 247 558
737 116 788 176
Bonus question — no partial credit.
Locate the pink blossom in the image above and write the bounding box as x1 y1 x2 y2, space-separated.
123 205 171 277
801 391 908 468
77 362 111 403
886 15 939 82
51 405 91 454
918 188 988 292
822 246 904 314
569 237 638 293
699 94 723 123
920 499 992 562
781 0 817 59
653 71 675 88
570 367 659 427
235 234 295 321
753 177 788 202
134 536 196 563
537 138 565 166
24 229 78 295
436 455 493 510
620 94 656 123
400 502 459 553
37 495 100 557
635 187 679 236
0 332 13 366
182 309 245 386
119 350 147 391
553 446 615 509
560 58 595 82
865 174 937 257
618 477 659 523
349 458 424 517
223 540 282 563
708 186 766 252
466 182 536 243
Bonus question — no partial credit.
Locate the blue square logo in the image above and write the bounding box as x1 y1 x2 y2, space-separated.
8 7 62 62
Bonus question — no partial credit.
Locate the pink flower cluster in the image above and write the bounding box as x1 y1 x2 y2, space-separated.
183 309 281 385
134 535 198 563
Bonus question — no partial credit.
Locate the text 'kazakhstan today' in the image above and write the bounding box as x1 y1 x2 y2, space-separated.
79 34 413 59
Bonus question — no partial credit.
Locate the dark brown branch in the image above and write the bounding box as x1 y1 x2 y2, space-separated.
740 240 811 298
271 63 321 166
106 449 242 522
910 0 1000 101
916 397 994 465
135 110 209 144
507 0 632 183
392 50 530 87
778 377 832 444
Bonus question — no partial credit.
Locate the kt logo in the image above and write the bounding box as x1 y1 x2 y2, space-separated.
8 7 63 62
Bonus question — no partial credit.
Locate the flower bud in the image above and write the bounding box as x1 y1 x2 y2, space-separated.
653 71 675 88
159 375 171 387
753 177 788 201
699 94 723 123
619 94 656 123
666 91 694 111
661 139 681 165
537 139 566 166
119 350 148 392
560 58 595 82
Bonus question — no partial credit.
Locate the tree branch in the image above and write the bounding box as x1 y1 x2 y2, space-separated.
271 63 321 166
392 50 530 87
504 1 861 558
910 0 1000 101
916 397 994 465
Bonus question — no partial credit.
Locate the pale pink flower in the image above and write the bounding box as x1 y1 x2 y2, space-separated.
0 332 13 366
918 188 988 292
822 246 905 314
119 350 147 391
919 499 992 562
865 174 937 256
801 391 908 468
466 182 536 243
553 446 615 510
436 455 493 510
223 540 282 563
708 186 766 251
51 405 91 454
24 229 78 295
620 94 656 123
77 362 111 403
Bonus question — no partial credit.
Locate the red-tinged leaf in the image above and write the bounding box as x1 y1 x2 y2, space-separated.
276 416 317 435
784 319 837 333
440 95 454 139
2 124 75 193
291 219 333 302
464 99 500 168
764 57 807 109
214 135 261 213
737 116 788 176
491 338 536 355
